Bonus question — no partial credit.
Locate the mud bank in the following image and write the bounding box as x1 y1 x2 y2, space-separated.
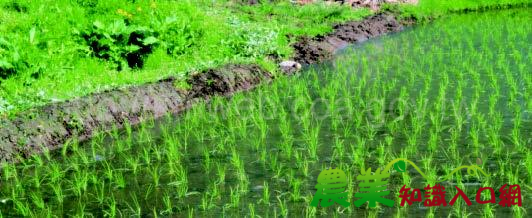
0 65 271 163
0 14 400 164
293 13 403 65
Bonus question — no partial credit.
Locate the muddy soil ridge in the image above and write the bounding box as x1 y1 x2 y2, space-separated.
0 14 401 164
0 65 272 164
293 13 403 65
187 65 273 99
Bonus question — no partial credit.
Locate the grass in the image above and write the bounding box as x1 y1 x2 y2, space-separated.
0 2 530 218
2 0 528 117
0 0 371 116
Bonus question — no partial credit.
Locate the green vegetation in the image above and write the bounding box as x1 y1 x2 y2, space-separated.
385 0 530 20
1 0 530 116
0 37 26 78
0 0 371 115
78 19 159 70
0 8 529 217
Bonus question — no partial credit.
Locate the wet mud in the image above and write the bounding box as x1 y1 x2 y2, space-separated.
0 65 271 163
293 13 403 65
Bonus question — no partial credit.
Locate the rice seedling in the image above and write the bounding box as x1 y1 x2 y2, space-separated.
75 200 87 217
229 186 241 209
171 170 189 198
103 195 118 217
245 203 255 217
113 170 126 189
208 180 221 201
50 182 64 204
273 163 285 180
159 191 173 214
0 6 528 218
187 208 194 218
512 205 525 218
126 193 142 216
2 164 17 182
261 181 271 206
148 163 161 187
289 178 303 201
70 169 90 196
125 155 141 176
29 191 44 210
14 199 32 217
376 142 387 166
93 180 107 205
102 160 114 181
277 196 289 217
215 163 227 185
300 159 310 178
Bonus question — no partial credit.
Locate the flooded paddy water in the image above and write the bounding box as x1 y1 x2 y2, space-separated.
0 9 530 217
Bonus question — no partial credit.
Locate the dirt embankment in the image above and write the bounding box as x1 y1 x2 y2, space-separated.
0 65 272 163
293 13 403 65
0 14 401 164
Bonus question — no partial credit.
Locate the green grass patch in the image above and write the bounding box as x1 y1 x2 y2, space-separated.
0 0 370 115
1 0 529 115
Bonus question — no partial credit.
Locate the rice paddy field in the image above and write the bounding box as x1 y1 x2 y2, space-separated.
0 6 530 218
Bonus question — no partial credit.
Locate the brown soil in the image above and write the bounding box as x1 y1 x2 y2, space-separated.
187 65 272 99
0 64 271 164
0 14 402 164
293 13 403 65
